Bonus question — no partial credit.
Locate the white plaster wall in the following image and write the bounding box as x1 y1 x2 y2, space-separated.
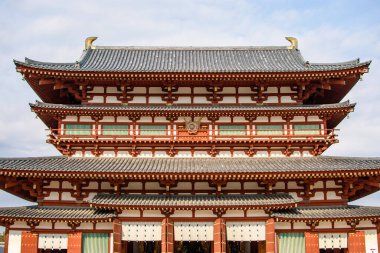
149 96 164 103
119 210 140 217
225 182 241 190
316 221 332 229
130 87 146 94
94 222 112 230
36 222 52 229
172 182 192 190
326 191 341 200
127 182 143 190
55 222 70 229
176 97 191 103
239 96 253 103
194 210 216 217
143 210 165 217
106 96 120 103
275 222 291 229
193 97 209 103
145 182 163 190
223 210 245 217
293 222 309 229
310 192 324 201
88 96 104 103
194 182 213 190
79 116 93 122
171 210 193 218
45 181 60 188
100 116 115 122
357 220 376 228
117 117 131 123
61 192 76 201
130 96 146 103
11 221 29 229
44 191 60 201
334 221 350 229
246 210 268 217
78 223 93 230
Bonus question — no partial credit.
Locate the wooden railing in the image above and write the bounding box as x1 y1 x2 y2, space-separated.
48 128 337 142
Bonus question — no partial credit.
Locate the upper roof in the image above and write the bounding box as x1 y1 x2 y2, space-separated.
14 39 370 74
31 100 355 114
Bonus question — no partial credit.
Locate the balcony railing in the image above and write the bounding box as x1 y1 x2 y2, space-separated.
48 128 337 142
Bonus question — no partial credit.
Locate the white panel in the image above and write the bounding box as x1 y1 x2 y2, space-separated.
117 117 131 123
358 220 376 228
365 230 378 253
91 86 105 93
194 210 216 217
130 87 146 93
310 191 324 200
55 222 70 229
194 182 213 190
171 210 193 217
61 192 76 201
80 116 93 122
119 210 140 217
316 221 332 229
224 210 244 217
225 182 241 190
106 96 120 103
193 97 209 103
11 221 29 229
239 96 253 103
174 222 213 241
280 87 293 93
127 182 143 190
280 96 294 103
122 222 161 241
293 222 309 229
275 222 291 229
143 210 164 217
176 97 191 103
149 96 164 103
334 221 350 229
177 87 191 94
38 234 68 249
172 182 192 190
36 222 52 229
226 222 265 241
130 96 146 103
291 116 305 122
220 97 236 103
145 182 163 190
326 191 341 200
319 233 347 249
149 87 162 93
270 116 285 122
246 210 268 217
8 230 22 253
89 96 104 103
44 192 59 201
96 222 113 230
78 223 93 230
264 96 278 103
194 87 207 93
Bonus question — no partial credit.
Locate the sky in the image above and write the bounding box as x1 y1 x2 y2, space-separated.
0 0 380 231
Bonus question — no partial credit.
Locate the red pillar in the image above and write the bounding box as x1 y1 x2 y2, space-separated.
113 219 122 253
3 228 9 253
214 218 226 253
21 232 38 253
68 232 82 253
348 231 365 253
266 218 275 253
161 218 174 253
305 232 319 253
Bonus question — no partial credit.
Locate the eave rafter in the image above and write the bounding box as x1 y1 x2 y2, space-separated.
16 64 369 82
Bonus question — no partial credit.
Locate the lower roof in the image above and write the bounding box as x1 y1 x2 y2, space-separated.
90 193 296 210
272 205 380 222
0 156 379 180
0 206 115 223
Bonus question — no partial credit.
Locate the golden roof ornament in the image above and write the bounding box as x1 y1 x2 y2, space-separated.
85 36 98 50
285 37 298 50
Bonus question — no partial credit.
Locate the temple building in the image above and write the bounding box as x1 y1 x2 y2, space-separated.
1 36 380 253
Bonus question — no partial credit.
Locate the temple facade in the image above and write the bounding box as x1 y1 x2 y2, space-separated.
1 37 380 253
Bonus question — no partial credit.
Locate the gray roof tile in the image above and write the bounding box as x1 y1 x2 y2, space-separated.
272 205 380 221
30 101 355 114
0 206 115 222
14 46 370 73
90 193 295 210
0 156 379 175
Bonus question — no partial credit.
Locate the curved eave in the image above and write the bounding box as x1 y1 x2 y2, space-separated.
30 101 355 130
15 60 370 80
91 203 296 211
0 167 379 181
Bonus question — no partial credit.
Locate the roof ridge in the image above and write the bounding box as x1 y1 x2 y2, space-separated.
91 45 291 51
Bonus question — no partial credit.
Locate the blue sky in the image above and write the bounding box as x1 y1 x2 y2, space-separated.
0 0 380 231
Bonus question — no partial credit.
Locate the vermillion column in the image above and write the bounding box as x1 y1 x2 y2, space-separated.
162 218 174 253
4 228 9 253
348 231 365 253
214 218 226 253
265 218 275 253
113 219 122 253
305 232 319 253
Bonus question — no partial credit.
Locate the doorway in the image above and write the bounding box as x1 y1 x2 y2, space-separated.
227 241 266 253
122 241 161 253
174 241 212 253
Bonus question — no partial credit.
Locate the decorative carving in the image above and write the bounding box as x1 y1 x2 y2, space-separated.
117 81 134 103
161 82 179 105
70 180 90 201
296 179 317 201
183 117 203 134
250 84 268 104
206 83 223 103
245 145 257 157
67 221 81 231
208 145 219 157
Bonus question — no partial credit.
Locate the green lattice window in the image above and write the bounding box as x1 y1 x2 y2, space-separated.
293 124 320 135
139 125 167 135
278 232 305 253
82 233 108 253
256 125 283 135
102 125 129 135
65 124 92 135
219 125 246 135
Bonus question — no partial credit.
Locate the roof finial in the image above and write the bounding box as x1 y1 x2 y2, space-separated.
285 37 298 50
85 37 98 50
